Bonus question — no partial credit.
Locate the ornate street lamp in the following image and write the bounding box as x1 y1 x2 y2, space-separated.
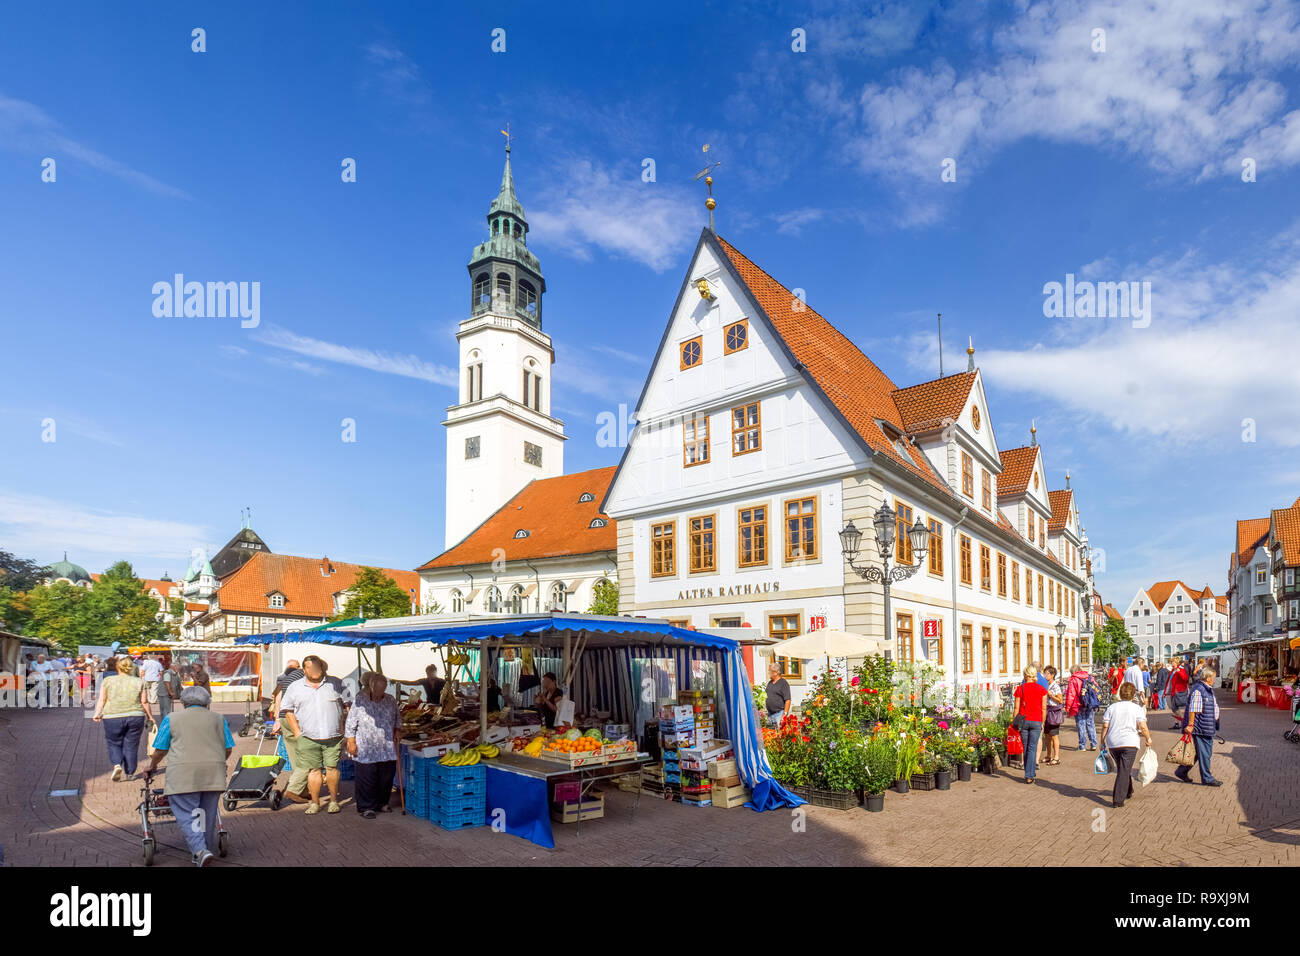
841 499 929 658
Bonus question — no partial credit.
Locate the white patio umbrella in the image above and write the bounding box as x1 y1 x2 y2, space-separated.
776 628 889 662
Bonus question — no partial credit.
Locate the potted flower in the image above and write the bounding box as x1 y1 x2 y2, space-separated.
932 745 954 790
911 749 940 791
894 730 921 793
954 736 975 781
861 733 895 812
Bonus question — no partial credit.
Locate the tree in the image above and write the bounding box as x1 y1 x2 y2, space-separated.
333 567 413 621
0 585 33 633
0 548 45 593
587 578 619 615
24 581 96 652
84 561 169 647
1094 618 1135 665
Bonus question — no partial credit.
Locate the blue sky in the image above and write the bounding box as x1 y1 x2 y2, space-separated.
3 0 1300 610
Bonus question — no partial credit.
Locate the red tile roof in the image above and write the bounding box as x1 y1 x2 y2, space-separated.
1236 517 1271 567
1103 604 1123 621
1046 489 1073 533
1144 580 1206 611
892 371 977 433
711 234 1084 582
419 466 618 571
997 446 1039 498
1270 505 1300 566
216 552 420 618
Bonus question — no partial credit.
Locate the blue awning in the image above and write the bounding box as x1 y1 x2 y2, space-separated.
234 613 738 651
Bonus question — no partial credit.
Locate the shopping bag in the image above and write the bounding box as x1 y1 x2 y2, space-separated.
1136 746 1158 786
1005 727 1024 756
1166 733 1195 767
1093 747 1111 774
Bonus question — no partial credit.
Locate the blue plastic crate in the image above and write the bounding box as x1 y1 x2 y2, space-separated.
433 791 486 813
434 805 485 830
429 761 486 785
432 778 485 798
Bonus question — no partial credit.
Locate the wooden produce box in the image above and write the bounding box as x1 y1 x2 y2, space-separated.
538 748 609 769
711 783 750 809
551 793 604 824
707 758 737 780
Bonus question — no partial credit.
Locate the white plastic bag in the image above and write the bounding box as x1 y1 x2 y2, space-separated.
1137 746 1158 786
1093 747 1111 774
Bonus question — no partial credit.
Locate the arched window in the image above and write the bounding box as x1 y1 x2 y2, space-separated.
517 279 537 315
450 588 464 613
1163 644 1171 657
506 585 524 614
496 272 512 300
486 585 502 613
1176 643 1184 652
549 582 567 612
473 272 490 305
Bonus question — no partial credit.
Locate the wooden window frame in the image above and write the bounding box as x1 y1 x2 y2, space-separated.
959 534 972 586
770 612 803 679
650 521 676 578
688 513 717 574
1038 634 1045 666
981 626 992 673
998 628 1008 673
679 335 702 370
1028 510 1036 543
730 402 761 456
961 624 974 674
682 413 710 467
1037 573 1044 609
997 553 1007 597
981 469 992 512
895 501 915 566
930 619 945 666
927 518 944 576
896 612 914 663
1011 560 1020 602
737 504 769 569
1013 631 1021 674
783 496 819 562
961 452 974 498
723 319 749 355
1025 567 1033 605
1049 579 1055 613
979 544 991 592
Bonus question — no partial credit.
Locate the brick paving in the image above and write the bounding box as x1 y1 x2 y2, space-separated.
2 691 1298 867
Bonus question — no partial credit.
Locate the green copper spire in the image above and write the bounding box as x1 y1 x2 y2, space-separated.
468 137 546 328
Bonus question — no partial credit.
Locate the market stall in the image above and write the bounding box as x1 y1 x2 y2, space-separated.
129 642 263 701
238 613 801 847
1226 636 1297 707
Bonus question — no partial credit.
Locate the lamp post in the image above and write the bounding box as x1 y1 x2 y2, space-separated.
840 500 930 658
1055 618 1066 670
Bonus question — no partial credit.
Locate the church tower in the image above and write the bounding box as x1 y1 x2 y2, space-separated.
443 142 566 549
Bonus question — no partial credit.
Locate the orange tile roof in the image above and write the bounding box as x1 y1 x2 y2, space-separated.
1103 604 1122 621
419 466 618 571
1270 504 1300 566
891 371 977 433
997 446 1039 498
711 234 1085 582
216 552 420 618
1236 517 1271 566
141 578 180 599
1144 580 1205 611
1046 489 1073 533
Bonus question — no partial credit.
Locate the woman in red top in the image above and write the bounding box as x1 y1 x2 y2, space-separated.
1013 666 1050 783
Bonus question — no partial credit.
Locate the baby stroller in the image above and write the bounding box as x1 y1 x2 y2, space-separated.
1285 688 1300 743
222 732 286 812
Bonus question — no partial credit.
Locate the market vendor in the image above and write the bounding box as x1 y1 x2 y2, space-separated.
395 664 445 704
536 672 563 728
765 661 792 728
486 675 504 712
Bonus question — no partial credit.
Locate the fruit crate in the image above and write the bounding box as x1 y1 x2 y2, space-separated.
537 749 608 769
434 805 486 830
429 761 486 785
602 740 637 759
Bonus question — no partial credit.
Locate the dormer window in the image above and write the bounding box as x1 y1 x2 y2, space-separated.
269 593 285 609
514 529 530 539
590 518 608 528
578 493 595 503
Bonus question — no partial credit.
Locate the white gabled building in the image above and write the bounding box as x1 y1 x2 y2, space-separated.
602 229 1093 697
1123 580 1228 661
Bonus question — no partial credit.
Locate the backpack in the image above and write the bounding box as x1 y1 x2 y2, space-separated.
1079 675 1100 712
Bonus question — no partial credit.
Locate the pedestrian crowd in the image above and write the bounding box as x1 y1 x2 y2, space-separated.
1012 654 1223 806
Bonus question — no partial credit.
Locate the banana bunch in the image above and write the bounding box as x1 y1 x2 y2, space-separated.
437 742 499 766
445 644 471 667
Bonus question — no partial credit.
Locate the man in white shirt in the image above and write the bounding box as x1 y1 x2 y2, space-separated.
281 655 352 814
138 654 164 709
1123 657 1145 703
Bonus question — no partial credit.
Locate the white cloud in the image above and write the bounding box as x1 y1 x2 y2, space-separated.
0 92 189 199
0 491 208 568
590 344 644 364
971 227 1300 447
264 354 325 376
362 43 431 108
773 208 827 235
529 159 700 272
255 325 457 386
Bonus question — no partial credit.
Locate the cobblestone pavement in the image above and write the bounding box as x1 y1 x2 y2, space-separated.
2 691 1298 867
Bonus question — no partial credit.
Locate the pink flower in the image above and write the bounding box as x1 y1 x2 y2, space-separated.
850 676 860 686
938 721 949 730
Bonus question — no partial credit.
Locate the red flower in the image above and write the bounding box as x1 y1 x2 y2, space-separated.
802 736 811 743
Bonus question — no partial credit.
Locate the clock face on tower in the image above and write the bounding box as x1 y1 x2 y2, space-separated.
465 436 480 459
524 441 542 467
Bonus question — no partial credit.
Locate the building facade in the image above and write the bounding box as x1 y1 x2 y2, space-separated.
602 230 1093 697
443 145 565 549
1229 517 1277 644
1123 580 1228 660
